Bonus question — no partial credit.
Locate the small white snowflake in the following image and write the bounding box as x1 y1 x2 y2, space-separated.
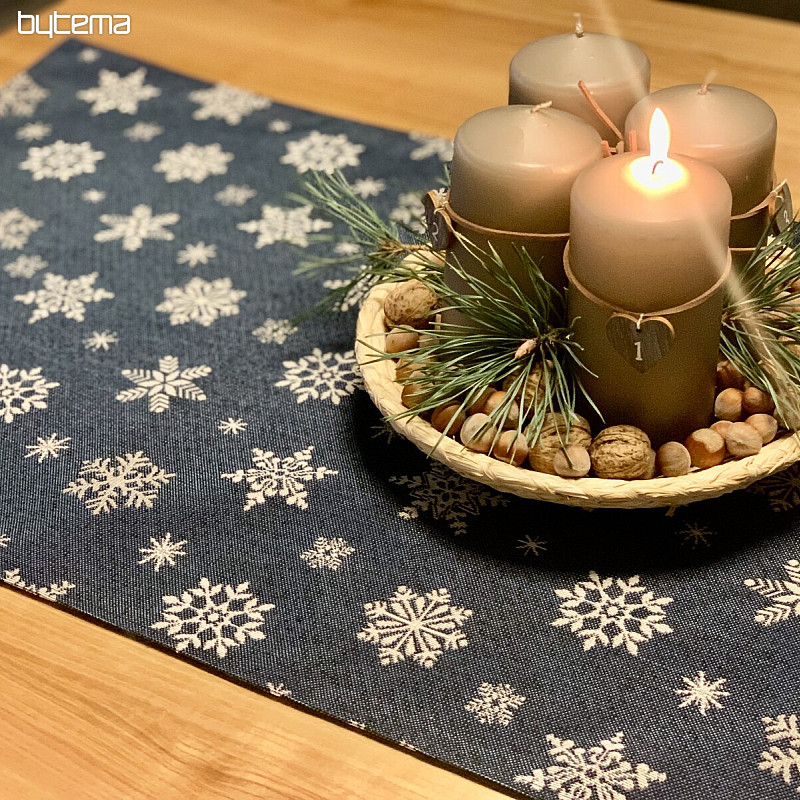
266 682 292 697
16 121 51 141
77 68 161 115
352 177 386 198
3 568 74 601
20 140 105 182
189 83 271 125
83 330 119 351
389 191 426 234
153 142 233 183
300 537 355 570
408 132 454 162
215 184 256 206
63 451 175 515
675 671 729 716
676 522 715 548
552 572 674 656
116 355 211 413
138 531 187 572
77 47 101 63
759 713 800 794
252 318 298 345
177 241 216 267
237 204 332 248
745 559 800 627
390 462 508 535
517 535 548 557
218 417 248 435
222 446 338 511
95 204 179 252
3 254 47 278
0 207 42 249
81 188 106 204
280 130 365 174
750 465 800 511
151 576 275 659
156 276 246 327
0 364 60 424
14 272 114 324
24 433 71 462
123 121 164 142
333 241 362 257
267 119 291 133
358 585 473 668
370 419 398 444
0 73 49 117
465 683 526 726
0 533 9 548
276 348 362 405
321 274 374 312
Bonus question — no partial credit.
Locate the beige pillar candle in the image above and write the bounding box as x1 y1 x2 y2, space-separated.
509 17 650 143
568 109 732 445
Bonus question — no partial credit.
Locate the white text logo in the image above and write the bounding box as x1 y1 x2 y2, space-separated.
18 11 131 37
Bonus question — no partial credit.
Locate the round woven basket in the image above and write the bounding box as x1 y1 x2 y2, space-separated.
355 281 800 509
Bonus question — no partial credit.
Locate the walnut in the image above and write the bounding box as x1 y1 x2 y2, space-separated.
589 425 651 479
383 279 438 329
527 412 592 474
502 363 547 412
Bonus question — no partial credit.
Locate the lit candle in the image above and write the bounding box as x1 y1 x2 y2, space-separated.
509 17 650 142
567 109 732 445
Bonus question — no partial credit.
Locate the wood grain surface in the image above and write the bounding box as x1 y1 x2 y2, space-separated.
2 2 799 798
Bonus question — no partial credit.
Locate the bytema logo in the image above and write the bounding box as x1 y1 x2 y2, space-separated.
18 11 131 37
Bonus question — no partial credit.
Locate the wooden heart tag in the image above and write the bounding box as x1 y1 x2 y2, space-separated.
606 313 675 373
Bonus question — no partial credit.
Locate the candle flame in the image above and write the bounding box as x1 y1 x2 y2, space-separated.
649 108 670 174
627 107 686 191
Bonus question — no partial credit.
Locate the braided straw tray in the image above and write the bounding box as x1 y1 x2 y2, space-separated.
356 281 800 509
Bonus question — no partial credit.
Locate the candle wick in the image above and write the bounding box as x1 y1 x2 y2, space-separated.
651 159 664 175
574 12 584 37
529 101 553 113
698 69 718 94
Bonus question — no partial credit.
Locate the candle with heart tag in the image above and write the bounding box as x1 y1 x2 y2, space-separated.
567 109 732 445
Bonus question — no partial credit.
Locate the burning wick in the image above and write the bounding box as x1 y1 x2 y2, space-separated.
628 107 687 190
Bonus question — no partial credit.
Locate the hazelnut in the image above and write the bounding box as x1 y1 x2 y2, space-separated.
656 441 692 477
395 359 416 381
589 425 651 479
383 279 438 328
716 360 745 391
710 419 733 439
481 390 520 429
400 370 428 409
745 413 778 444
431 404 466 435
742 386 775 415
714 388 743 421
385 327 419 355
553 444 591 478
724 421 763 457
528 413 592 474
492 430 529 466
460 413 497 453
685 428 726 468
466 386 495 415
502 363 546 412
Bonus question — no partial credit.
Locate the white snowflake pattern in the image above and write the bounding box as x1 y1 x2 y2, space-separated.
151 576 274 659
3 254 47 278
352 177 386 198
676 523 715 548
252 318 298 345
3 568 74 601
370 419 398 444
77 47 101 63
116 355 212 413
300 537 355 570
62 451 175 515
408 132 454 162
465 683 526 726
0 207 42 249
357 585 473 668
153 142 233 183
675 671 729 716
16 121 51 141
81 189 106 204
77 68 161 115
218 417 248 436
24 433 71 462
0 73 49 117
95 204 179 252
276 348 362 405
390 191 426 234
14 272 114 324
267 119 291 133
321 274 374 312
215 184 256 206
222 446 338 511
138 532 188 572
266 682 292 697
177 241 216 267
123 121 164 142
0 533 9 548
20 140 105 182
156 276 246 327
83 330 119 351
517 535 548 557
189 83 271 125
759 713 800 794
552 572 674 656
333 241 362 257
237 204 332 248
514 731 667 800
390 462 508 535
280 130 365 174
750 466 800 511
0 364 60 424
744 559 800 627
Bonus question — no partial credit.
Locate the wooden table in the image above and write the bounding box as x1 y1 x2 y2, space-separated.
2 2 799 797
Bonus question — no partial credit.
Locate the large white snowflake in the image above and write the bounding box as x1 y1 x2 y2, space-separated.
465 683 526 726
276 348 362 404
0 364 60 424
759 713 800 795
3 568 74 601
123 121 164 142
252 318 297 345
215 184 256 206
77 68 161 115
3 254 47 278
63 451 175 515
552 572 674 656
0 73 49 117
156 276 246 327
357 585 473 668
189 83 271 125
222 446 338 511
675 671 729 716
280 130 365 174
745 559 800 627
24 433 71 462
151 576 274 659
116 355 212 413
14 272 114 324
749 466 800 511
20 140 105 182
389 462 508 535
83 330 119 351
95 204 179 251
390 191 426 234
0 207 42 249
237 204 332 248
177 241 216 267
300 536 355 570
16 121 51 141
153 142 233 183
408 132 454 162
514 731 667 800
138 531 187 572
